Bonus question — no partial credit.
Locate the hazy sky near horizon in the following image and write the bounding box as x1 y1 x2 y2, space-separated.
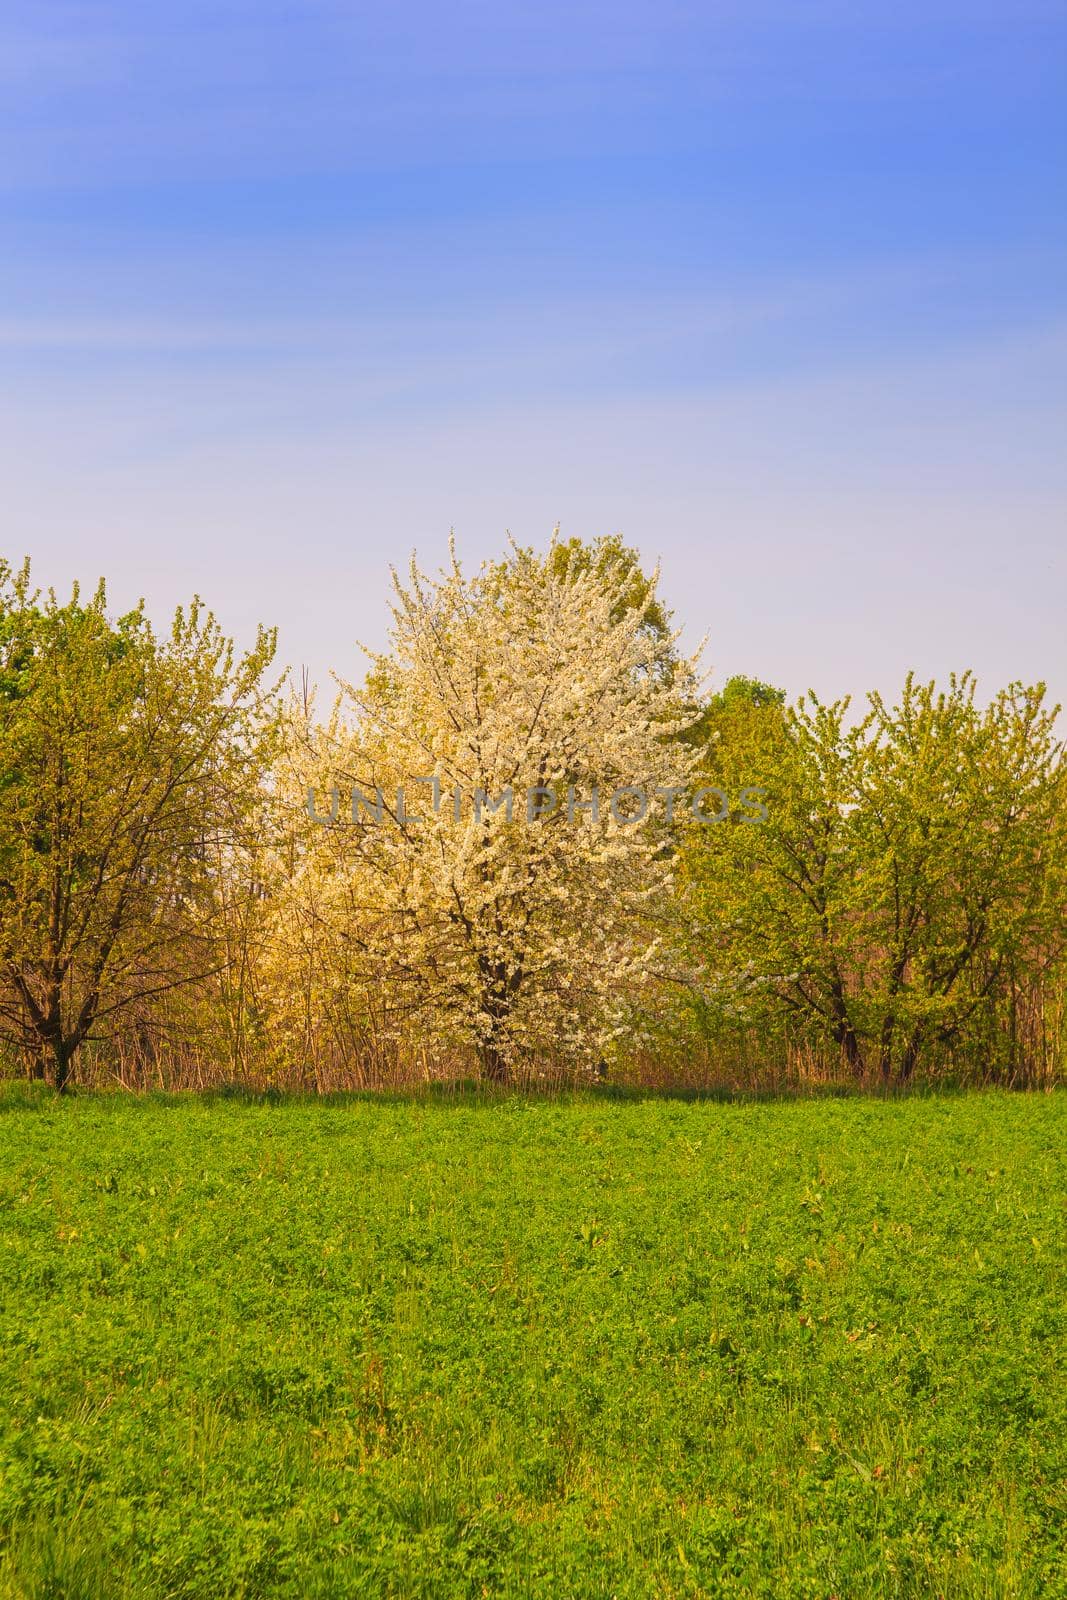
2 1 1065 705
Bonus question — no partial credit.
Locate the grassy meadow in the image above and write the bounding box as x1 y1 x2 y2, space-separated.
0 1086 1063 1599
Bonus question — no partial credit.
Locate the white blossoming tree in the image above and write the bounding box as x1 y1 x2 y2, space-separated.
268 534 702 1083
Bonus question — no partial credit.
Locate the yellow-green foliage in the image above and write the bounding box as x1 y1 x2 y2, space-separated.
0 559 278 1091
680 673 1066 1084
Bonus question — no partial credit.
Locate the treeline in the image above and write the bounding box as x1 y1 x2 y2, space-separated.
1 543 1063 1093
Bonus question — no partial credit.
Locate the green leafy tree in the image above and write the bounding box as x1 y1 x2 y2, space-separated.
680 672 1065 1082
0 560 277 1089
854 674 1065 1079
680 688 867 1071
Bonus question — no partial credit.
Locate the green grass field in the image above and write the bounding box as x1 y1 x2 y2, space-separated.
0 1086 1063 1599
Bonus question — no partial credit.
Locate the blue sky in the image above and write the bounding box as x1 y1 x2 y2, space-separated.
2 1 1065 703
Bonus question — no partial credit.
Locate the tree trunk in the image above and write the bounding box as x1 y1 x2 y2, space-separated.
828 969 864 1078
898 1026 924 1083
480 1040 510 1086
839 1023 864 1079
478 955 515 1086
53 1041 74 1093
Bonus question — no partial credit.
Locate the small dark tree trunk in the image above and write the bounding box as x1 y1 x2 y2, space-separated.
53 1041 74 1093
828 970 864 1078
841 1025 864 1079
898 1027 924 1083
478 955 515 1086
831 1008 863 1077
480 1041 510 1085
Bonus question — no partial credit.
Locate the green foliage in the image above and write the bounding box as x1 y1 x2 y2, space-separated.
681 673 1067 1083
0 1088 1063 1598
707 675 787 716
0 559 278 1089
